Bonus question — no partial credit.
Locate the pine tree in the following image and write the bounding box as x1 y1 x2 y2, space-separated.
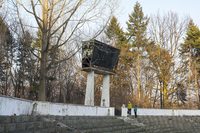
105 16 131 108
126 2 149 105
182 20 200 52
181 20 200 74
0 16 15 95
126 1 149 47
16 31 40 99
105 16 126 48
181 20 200 108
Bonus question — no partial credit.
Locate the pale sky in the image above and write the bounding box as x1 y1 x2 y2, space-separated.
116 0 200 29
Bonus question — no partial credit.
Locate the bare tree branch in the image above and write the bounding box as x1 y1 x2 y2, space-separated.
50 0 82 36
30 0 42 29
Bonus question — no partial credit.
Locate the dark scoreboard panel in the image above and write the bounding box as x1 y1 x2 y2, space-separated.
82 40 120 74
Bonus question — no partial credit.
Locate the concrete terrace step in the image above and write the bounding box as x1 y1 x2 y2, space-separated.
3 115 200 133
62 117 122 123
0 115 42 124
81 124 144 133
136 116 200 133
1 121 58 133
50 116 116 121
0 115 146 133
62 118 124 125
67 120 126 130
59 117 141 132
0 115 69 133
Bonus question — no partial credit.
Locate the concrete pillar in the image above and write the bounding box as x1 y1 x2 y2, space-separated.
84 71 95 106
101 75 110 107
121 107 128 117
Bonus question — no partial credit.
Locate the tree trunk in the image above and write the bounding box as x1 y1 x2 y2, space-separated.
194 64 200 109
160 81 163 109
153 82 159 108
163 81 168 108
38 46 48 101
38 0 48 101
197 78 200 109
137 54 141 104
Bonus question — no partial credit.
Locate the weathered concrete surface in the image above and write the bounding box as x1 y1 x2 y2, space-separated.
101 74 110 107
136 116 200 133
2 115 200 133
34 101 114 116
0 95 33 116
3 95 200 117
137 108 200 116
0 95 114 116
121 107 128 117
121 107 200 116
84 71 95 106
0 115 146 133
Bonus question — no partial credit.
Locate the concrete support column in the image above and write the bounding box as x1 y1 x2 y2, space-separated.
84 71 95 106
101 75 110 107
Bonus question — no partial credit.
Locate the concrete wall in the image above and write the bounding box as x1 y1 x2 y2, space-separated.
137 108 200 116
121 107 200 116
2 95 200 117
0 95 114 116
34 101 114 116
0 95 33 115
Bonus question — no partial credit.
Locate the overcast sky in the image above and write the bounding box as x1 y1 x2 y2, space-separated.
116 0 200 29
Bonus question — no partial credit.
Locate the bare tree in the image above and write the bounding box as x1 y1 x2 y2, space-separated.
149 11 189 58
15 0 116 101
0 0 3 8
148 11 189 108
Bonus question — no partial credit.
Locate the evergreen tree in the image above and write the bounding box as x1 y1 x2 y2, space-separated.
182 20 200 52
15 31 39 98
126 1 149 47
125 2 149 106
181 20 200 73
0 16 15 95
105 16 126 48
105 16 134 108
181 20 200 108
